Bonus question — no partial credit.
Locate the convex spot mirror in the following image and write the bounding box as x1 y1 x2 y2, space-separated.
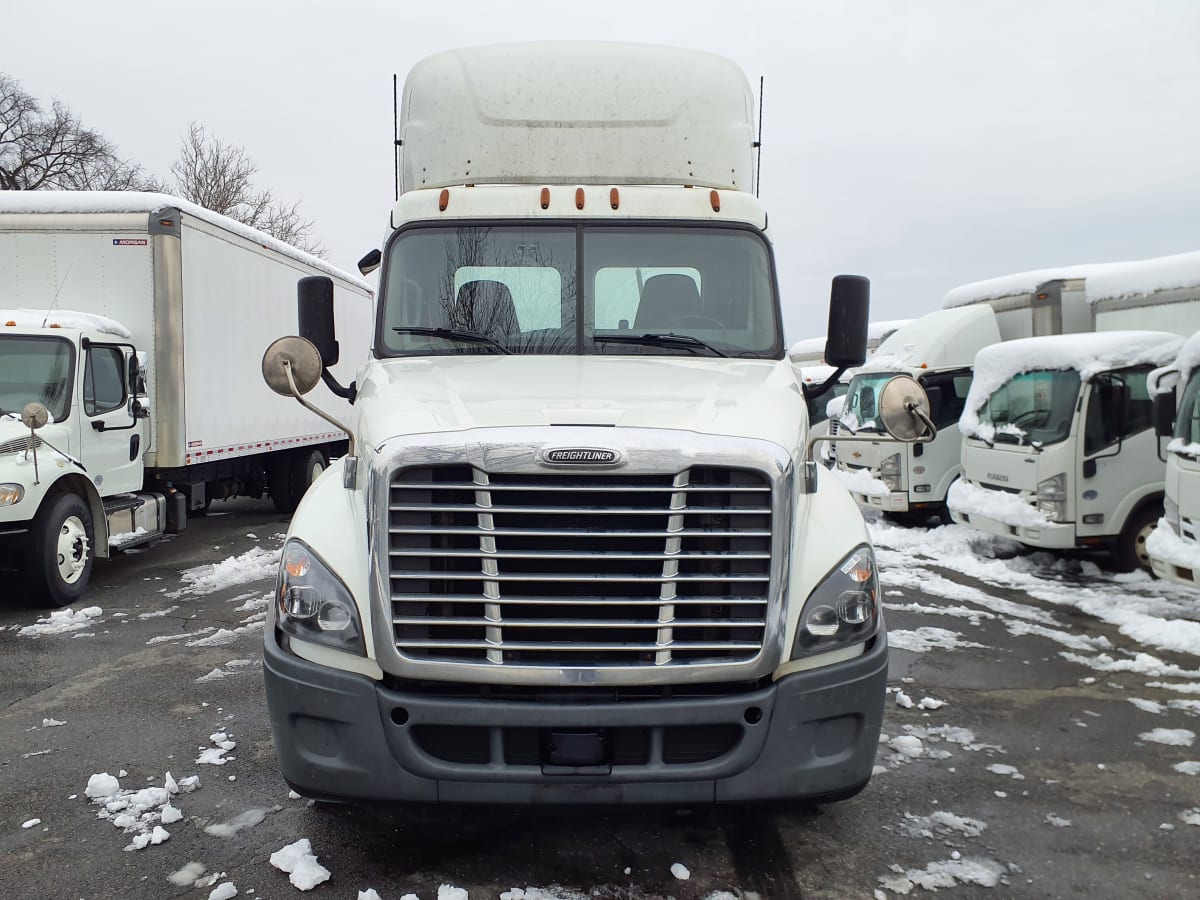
263 336 324 398
21 401 50 430
878 375 934 442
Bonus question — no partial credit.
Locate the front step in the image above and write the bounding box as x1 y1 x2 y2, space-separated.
105 492 166 552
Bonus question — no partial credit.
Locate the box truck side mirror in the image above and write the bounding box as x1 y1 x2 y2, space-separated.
1154 389 1177 438
824 275 870 369
357 248 382 276
297 275 355 401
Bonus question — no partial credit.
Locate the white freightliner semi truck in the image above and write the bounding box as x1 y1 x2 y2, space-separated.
949 251 1200 570
257 42 932 806
0 193 372 605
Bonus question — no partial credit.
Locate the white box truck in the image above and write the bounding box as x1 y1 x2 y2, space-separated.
0 192 373 605
949 250 1200 570
1147 325 1200 585
256 42 932 806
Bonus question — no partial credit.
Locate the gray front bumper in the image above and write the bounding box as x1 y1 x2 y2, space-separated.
263 629 887 805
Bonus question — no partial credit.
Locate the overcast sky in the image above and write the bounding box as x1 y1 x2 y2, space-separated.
7 1 1200 340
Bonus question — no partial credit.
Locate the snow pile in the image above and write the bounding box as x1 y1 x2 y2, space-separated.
1146 519 1200 573
1174 762 1200 775
1139 728 1195 747
888 626 986 654
84 770 198 850
900 810 987 839
960 331 1183 433
947 479 1047 528
879 857 1007 894
196 659 259 684
203 807 269 838
170 546 280 598
986 764 1025 780
19 606 103 637
196 731 237 766
500 889 592 900
0 308 133 338
830 465 890 497
1045 814 1073 828
270 838 332 891
670 863 691 880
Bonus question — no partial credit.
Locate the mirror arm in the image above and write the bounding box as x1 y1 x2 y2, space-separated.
906 402 937 441
801 367 848 400
284 360 356 459
320 368 356 403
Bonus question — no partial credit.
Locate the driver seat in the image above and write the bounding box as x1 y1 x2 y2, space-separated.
634 274 702 331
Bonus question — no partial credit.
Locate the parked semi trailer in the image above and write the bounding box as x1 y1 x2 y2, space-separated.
0 192 373 605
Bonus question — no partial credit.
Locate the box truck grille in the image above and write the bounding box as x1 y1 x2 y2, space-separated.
387 464 773 667
0 435 43 455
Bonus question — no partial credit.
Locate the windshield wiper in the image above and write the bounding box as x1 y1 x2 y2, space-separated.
593 332 727 357
391 326 511 354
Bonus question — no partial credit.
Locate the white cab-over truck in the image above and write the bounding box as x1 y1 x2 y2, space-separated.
834 274 1097 524
1146 278 1200 584
949 251 1200 570
0 193 372 605
258 42 931 806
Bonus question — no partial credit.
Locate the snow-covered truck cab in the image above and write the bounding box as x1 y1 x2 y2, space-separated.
950 331 1183 571
834 306 999 522
1147 331 1200 585
258 42 933 806
0 312 155 605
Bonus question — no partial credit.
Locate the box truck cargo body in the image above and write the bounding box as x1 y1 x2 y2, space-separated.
258 42 933 807
0 193 373 604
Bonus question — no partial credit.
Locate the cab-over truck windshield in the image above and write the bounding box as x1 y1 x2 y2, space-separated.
0 334 74 422
378 223 782 358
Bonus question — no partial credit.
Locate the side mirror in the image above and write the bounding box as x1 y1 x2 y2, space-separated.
1154 390 1177 438
21 401 50 430
824 275 869 369
358 248 382 276
298 276 339 369
262 336 325 398
878 375 936 442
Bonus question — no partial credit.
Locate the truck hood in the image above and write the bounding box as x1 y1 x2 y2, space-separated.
353 356 806 451
0 415 72 460
961 439 1044 492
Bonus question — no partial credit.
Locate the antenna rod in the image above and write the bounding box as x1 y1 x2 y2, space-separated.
393 73 400 202
756 76 764 198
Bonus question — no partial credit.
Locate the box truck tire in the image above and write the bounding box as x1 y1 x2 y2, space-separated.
269 448 327 514
26 492 94 608
1113 503 1161 574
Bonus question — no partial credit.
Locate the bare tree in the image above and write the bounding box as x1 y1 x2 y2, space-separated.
0 73 157 192
169 123 323 255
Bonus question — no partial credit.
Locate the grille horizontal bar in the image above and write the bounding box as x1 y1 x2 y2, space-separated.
388 463 773 668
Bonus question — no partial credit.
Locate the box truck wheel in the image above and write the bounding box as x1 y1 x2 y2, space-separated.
269 448 327 514
1113 504 1160 574
26 492 94 607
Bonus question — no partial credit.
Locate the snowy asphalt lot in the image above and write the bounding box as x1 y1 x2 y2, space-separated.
2 499 1199 899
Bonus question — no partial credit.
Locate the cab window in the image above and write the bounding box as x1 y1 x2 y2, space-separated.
84 346 126 416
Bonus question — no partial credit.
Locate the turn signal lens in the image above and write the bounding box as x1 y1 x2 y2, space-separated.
283 546 311 578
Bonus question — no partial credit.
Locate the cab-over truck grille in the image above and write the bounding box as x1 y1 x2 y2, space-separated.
388 465 773 667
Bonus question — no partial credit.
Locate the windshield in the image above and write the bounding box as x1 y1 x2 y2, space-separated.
841 372 897 432
0 335 74 422
1174 368 1200 448
978 369 1081 446
378 223 782 358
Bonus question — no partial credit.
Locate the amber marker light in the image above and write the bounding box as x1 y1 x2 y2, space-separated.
710 190 721 212
283 546 311 578
540 187 551 210
575 187 585 210
610 188 620 209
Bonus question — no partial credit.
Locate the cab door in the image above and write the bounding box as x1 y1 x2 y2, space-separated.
76 341 146 496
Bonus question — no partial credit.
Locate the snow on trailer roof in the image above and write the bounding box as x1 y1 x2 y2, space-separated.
961 330 1185 432
943 249 1200 309
0 308 132 338
0 191 372 292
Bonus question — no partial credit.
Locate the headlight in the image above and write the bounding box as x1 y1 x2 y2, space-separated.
791 545 881 660
0 483 24 507
275 540 365 656
1037 473 1067 521
880 453 902 491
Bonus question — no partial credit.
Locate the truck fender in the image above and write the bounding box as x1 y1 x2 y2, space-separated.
36 474 110 559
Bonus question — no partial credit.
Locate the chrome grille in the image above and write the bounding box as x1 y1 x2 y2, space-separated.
388 465 773 667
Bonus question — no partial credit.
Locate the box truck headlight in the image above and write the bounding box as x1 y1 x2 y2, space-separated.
0 484 24 507
276 541 365 655
880 453 902 491
1037 474 1067 521
792 545 880 659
